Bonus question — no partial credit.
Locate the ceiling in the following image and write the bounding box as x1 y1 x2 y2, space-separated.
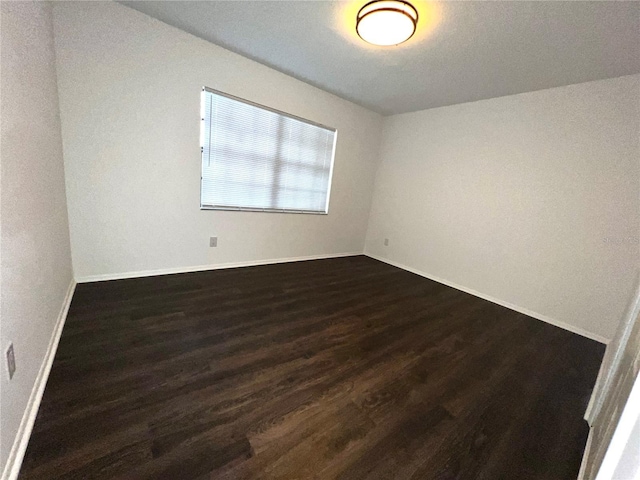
121 1 640 115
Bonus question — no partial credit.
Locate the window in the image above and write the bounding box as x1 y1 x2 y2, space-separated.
200 88 337 214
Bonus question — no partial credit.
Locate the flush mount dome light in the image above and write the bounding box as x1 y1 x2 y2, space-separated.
356 0 418 46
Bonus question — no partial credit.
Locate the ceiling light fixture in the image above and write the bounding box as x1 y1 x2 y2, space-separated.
356 0 418 46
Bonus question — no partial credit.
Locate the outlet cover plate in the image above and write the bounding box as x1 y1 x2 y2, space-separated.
6 343 15 379
210 236 218 247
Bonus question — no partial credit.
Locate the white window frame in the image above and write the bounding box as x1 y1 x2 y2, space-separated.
200 87 338 215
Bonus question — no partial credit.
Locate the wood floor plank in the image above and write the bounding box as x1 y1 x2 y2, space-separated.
19 256 605 479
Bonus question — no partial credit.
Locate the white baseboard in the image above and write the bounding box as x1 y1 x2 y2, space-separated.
75 252 362 283
1 280 77 480
365 253 609 345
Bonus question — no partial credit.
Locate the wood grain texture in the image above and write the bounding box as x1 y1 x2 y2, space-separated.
19 256 605 479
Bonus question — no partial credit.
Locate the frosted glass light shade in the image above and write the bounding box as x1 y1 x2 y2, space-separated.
356 0 418 46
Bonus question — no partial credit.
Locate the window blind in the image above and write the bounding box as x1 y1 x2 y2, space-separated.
200 88 337 214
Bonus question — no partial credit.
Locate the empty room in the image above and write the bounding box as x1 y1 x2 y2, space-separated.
1 1 639 479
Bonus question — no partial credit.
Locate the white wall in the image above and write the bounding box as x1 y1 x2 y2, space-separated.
52 1 383 282
0 1 74 475
365 75 640 342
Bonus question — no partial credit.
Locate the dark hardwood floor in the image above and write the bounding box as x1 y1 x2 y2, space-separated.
19 256 605 480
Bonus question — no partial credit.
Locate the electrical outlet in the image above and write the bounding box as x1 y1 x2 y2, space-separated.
384 238 389 246
209 236 218 247
6 343 15 380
